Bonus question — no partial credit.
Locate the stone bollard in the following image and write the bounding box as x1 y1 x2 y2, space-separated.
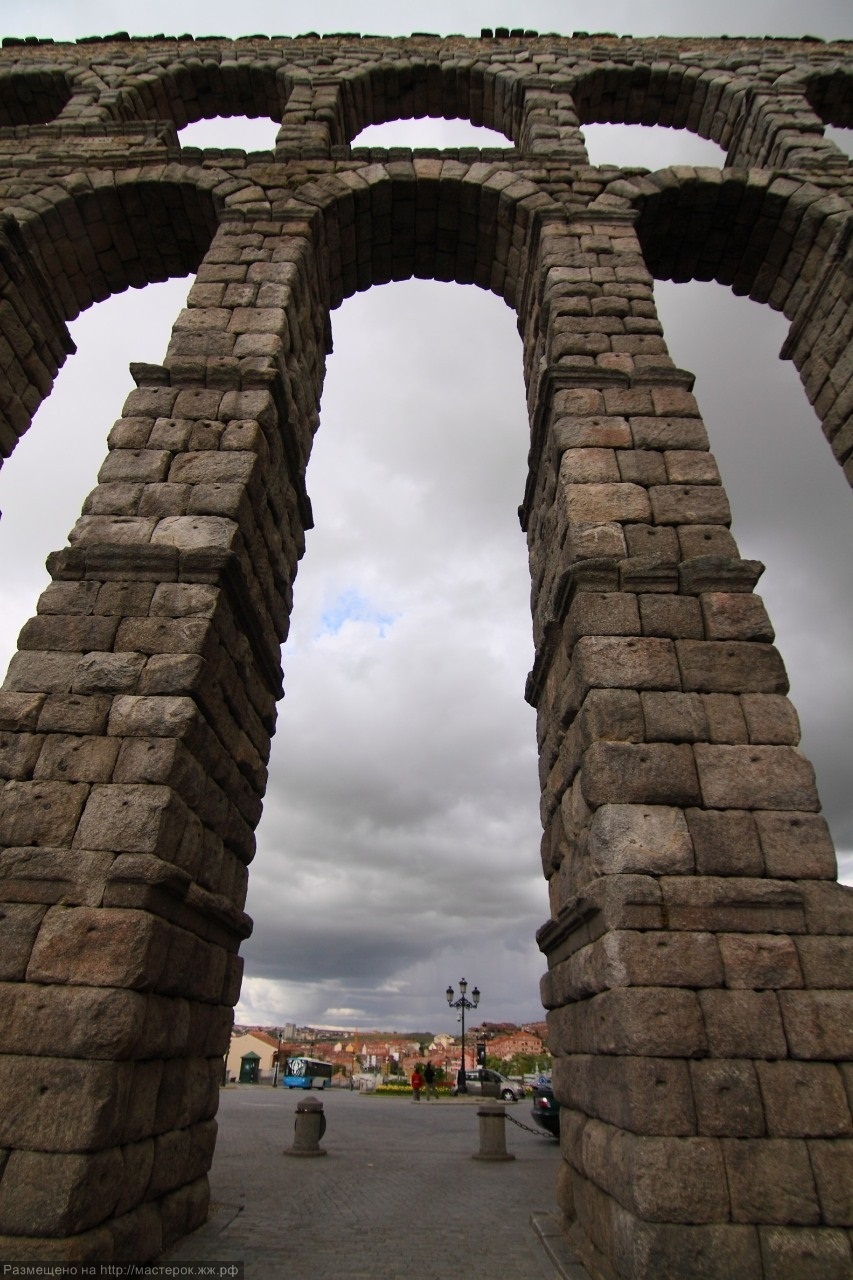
284 1097 328 1157
472 1103 515 1161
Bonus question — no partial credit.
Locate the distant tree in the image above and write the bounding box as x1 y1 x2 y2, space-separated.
487 1051 552 1077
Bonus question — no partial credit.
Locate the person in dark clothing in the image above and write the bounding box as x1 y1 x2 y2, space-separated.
423 1061 439 1100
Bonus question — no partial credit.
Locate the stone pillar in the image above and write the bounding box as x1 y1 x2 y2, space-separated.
473 1103 515 1162
283 1099 327 1157
523 210 853 1280
519 80 589 160
275 77 345 159
0 216 328 1260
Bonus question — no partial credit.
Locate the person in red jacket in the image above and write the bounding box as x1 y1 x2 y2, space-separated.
411 1068 424 1101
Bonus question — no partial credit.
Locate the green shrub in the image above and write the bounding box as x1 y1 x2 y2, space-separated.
374 1081 451 1096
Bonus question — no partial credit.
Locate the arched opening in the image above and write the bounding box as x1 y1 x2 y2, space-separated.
654 280 853 883
616 172 853 882
582 123 725 168
108 56 291 131
338 60 521 145
17 176 216 321
179 115 278 151
0 163 553 1029
0 277 192 674
353 117 510 149
0 169 251 675
570 61 743 157
236 278 541 1028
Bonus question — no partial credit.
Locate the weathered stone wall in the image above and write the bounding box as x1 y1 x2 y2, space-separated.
0 27 850 1276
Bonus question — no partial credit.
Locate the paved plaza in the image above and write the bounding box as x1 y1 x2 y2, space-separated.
164 1085 588 1279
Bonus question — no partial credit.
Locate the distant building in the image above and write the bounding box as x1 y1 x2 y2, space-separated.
488 1030 545 1060
225 1030 281 1083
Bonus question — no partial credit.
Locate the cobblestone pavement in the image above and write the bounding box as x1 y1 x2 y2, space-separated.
164 1086 588 1279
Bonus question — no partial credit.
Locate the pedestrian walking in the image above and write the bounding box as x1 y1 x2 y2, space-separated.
411 1067 424 1101
423 1061 439 1100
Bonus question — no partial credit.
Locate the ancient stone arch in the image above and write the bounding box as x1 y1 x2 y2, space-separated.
0 27 850 1278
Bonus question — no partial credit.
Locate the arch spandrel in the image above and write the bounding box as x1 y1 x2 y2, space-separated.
0 66 73 126
0 29 849 1278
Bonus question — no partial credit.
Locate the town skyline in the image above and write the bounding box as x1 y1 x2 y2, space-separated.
226 1018 551 1084
235 1017 549 1039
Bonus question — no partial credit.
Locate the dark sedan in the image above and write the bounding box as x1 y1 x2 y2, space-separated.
531 1083 560 1137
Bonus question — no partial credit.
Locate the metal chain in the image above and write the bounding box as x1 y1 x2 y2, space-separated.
505 1111 557 1139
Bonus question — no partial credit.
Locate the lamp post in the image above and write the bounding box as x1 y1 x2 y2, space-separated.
446 979 480 1093
272 1028 283 1087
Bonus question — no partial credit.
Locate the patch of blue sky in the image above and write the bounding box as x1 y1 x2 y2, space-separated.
318 589 398 638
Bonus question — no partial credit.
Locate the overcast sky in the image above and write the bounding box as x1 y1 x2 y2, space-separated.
1 1 851 1034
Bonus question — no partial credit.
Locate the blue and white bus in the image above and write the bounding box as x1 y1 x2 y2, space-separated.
282 1057 333 1089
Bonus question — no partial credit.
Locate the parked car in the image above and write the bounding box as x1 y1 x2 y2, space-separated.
531 1083 560 1137
450 1069 526 1101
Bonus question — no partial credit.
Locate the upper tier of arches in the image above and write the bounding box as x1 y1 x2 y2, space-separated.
0 37 848 169
0 157 847 482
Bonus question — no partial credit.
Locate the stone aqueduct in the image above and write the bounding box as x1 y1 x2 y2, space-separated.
0 24 850 1277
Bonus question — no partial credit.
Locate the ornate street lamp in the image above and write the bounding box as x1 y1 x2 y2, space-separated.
272 1028 283 1087
445 979 480 1093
